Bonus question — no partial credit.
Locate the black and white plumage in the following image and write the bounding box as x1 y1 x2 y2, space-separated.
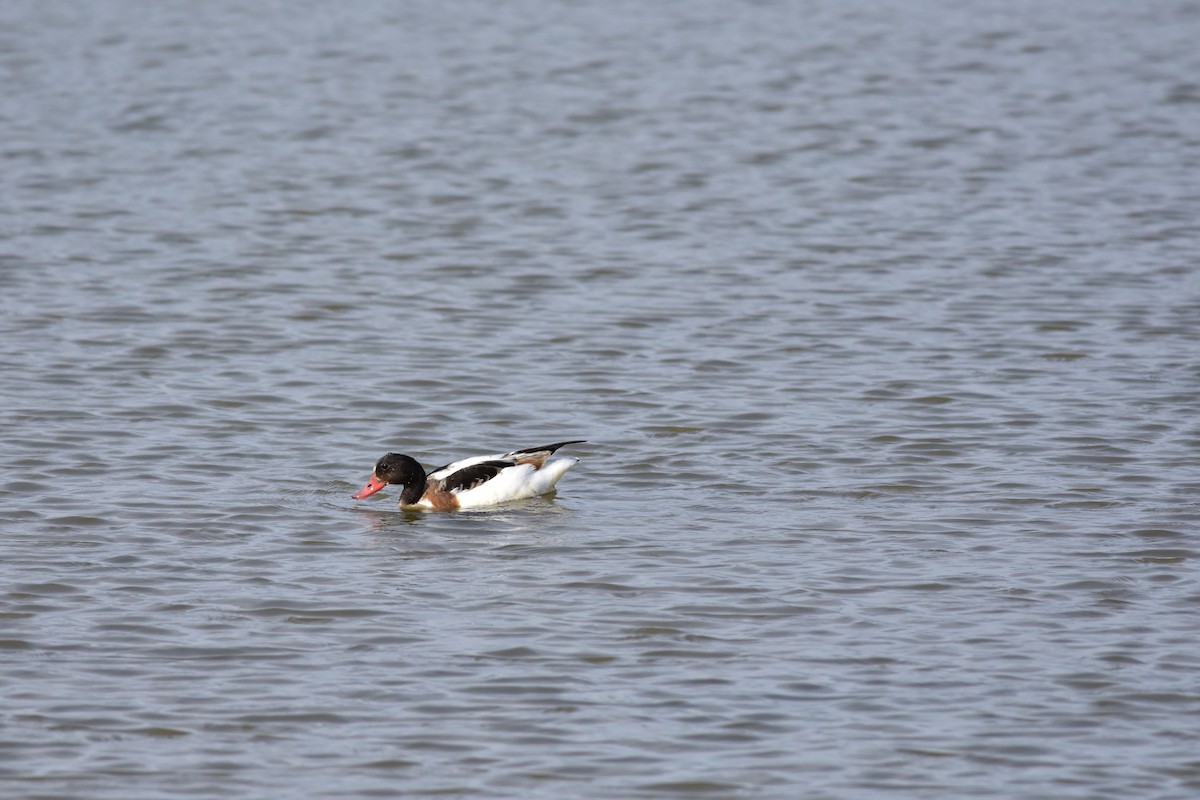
352 441 585 510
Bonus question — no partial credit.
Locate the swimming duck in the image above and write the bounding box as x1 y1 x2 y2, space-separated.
351 440 585 510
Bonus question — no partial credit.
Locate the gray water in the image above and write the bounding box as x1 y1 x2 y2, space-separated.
3 1 1200 798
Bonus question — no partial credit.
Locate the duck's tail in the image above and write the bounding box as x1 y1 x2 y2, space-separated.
507 440 586 468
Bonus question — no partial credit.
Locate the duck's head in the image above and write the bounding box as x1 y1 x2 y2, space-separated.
351 453 425 499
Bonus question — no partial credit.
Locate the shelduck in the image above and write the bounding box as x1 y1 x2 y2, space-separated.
351 441 585 510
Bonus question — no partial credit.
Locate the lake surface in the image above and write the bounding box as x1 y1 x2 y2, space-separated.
3 1 1199 797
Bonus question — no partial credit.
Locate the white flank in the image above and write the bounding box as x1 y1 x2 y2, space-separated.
451 456 580 509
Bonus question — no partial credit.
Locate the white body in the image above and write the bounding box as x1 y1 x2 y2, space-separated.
410 455 580 510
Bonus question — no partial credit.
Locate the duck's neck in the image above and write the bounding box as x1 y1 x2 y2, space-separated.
398 467 427 506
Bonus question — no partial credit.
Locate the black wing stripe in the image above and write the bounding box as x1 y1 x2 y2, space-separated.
505 440 586 459
440 460 514 494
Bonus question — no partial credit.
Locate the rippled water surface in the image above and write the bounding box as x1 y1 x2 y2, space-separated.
3 1 1200 797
